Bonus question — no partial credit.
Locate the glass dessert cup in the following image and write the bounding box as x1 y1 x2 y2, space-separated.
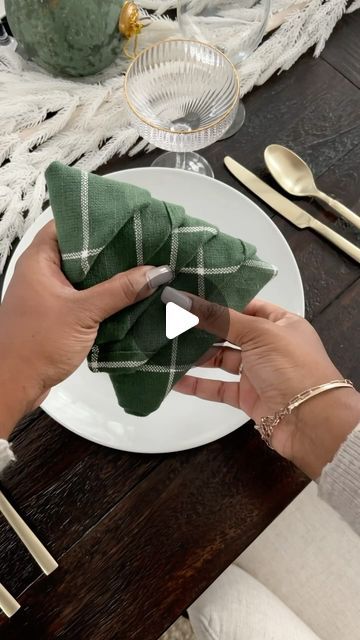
124 39 240 177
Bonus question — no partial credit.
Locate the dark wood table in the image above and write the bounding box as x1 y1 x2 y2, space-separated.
1 14 360 640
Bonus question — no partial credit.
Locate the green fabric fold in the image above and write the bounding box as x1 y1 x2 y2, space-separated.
46 162 277 417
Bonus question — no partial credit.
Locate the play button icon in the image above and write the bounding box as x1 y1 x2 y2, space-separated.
132 283 230 368
165 302 199 340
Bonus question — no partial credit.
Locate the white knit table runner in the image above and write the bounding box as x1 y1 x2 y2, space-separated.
0 0 359 270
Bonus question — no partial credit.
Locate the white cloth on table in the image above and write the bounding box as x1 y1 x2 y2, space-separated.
189 482 360 639
237 482 360 640
189 564 320 640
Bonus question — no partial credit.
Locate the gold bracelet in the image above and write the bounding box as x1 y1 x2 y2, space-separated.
255 379 354 448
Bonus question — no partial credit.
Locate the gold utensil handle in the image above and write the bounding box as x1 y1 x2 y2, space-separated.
0 491 58 576
317 191 360 231
0 583 20 617
309 218 360 263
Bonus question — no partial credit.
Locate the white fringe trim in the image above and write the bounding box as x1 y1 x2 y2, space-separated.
0 440 15 474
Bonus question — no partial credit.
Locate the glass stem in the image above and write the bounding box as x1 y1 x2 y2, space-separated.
175 152 187 170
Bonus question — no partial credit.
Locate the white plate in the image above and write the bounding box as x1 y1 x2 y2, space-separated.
3 168 304 453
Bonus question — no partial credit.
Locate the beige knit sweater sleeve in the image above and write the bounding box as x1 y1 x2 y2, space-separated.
319 423 360 535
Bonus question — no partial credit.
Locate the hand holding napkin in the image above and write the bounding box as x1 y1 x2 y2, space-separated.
46 162 277 417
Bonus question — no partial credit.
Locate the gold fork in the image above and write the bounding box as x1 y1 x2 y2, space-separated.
0 490 58 576
0 583 20 618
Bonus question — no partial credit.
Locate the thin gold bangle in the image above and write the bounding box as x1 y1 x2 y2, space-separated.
255 379 355 448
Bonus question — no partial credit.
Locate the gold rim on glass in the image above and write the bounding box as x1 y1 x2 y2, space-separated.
124 38 241 135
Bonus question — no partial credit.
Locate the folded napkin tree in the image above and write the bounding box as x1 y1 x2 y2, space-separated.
46 162 277 416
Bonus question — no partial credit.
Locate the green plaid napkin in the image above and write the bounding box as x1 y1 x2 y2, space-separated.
46 162 277 417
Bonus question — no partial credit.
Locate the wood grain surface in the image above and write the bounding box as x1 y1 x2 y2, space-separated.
1 14 359 640
321 12 360 89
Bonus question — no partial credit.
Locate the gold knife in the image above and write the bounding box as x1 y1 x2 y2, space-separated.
224 156 360 264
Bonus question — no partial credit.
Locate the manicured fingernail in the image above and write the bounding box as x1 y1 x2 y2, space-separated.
161 287 192 311
146 266 173 289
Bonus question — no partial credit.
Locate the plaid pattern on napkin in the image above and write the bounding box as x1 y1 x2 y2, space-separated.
46 162 277 416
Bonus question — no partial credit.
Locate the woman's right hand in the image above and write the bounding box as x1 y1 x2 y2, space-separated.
172 293 360 478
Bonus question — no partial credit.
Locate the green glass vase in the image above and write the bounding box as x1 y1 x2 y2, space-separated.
5 0 126 77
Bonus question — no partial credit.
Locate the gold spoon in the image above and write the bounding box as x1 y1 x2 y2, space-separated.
264 144 360 231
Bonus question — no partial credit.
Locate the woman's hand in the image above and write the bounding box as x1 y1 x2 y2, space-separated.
173 294 360 478
0 222 166 437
